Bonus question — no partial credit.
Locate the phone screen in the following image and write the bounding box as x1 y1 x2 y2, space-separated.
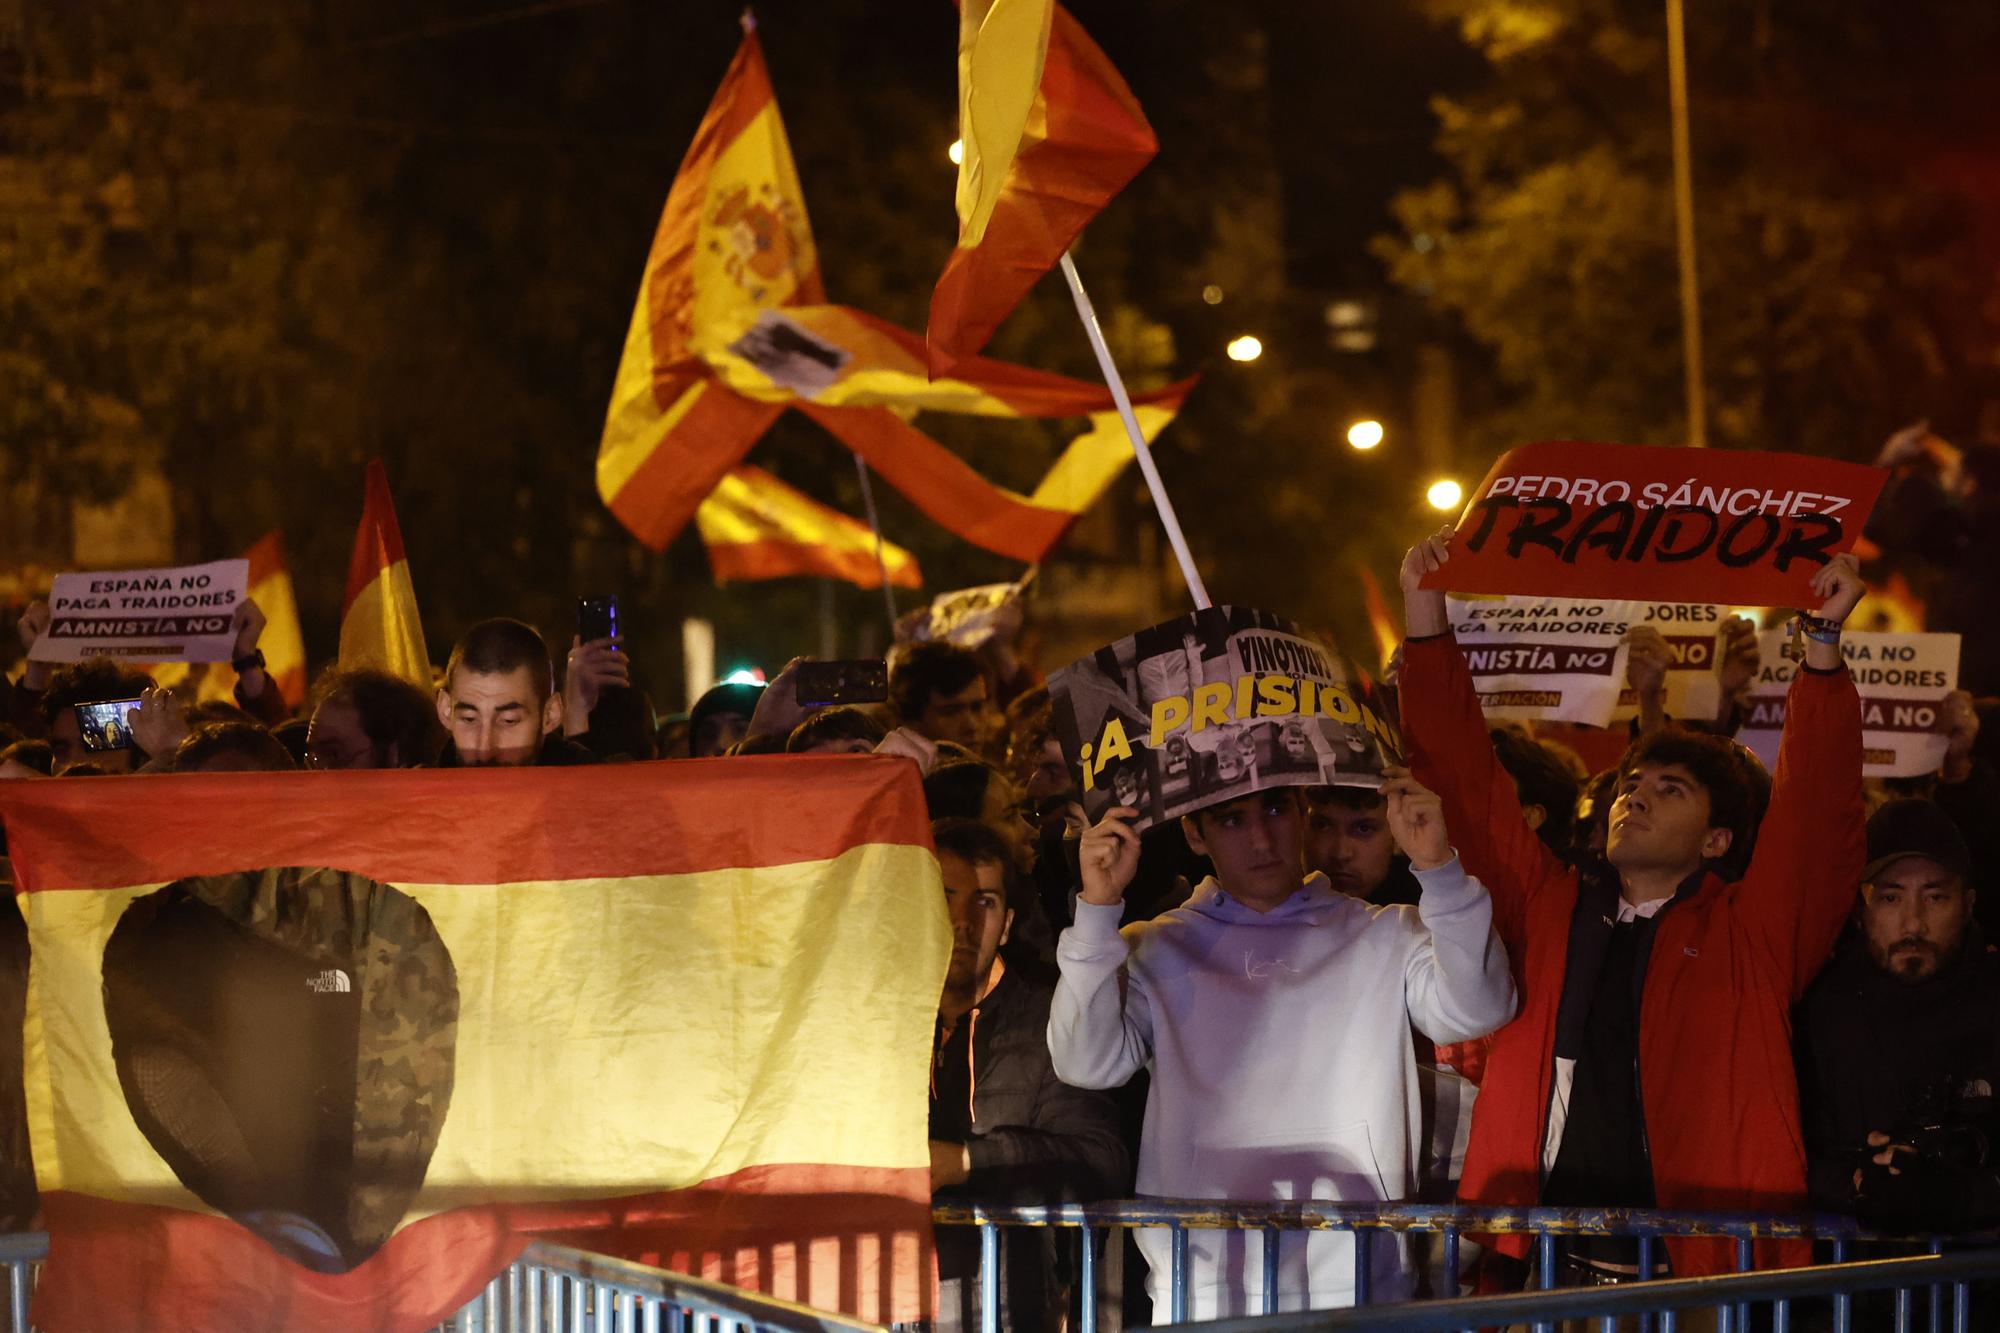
76 698 144 752
795 660 888 708
578 595 620 646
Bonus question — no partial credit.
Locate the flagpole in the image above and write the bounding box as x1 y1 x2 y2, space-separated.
1056 251 1211 609
852 455 899 634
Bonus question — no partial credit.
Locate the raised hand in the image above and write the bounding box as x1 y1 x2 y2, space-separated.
1078 807 1143 907
562 633 632 737
1716 615 1762 698
1380 766 1453 872
1399 524 1456 639
1809 552 1865 626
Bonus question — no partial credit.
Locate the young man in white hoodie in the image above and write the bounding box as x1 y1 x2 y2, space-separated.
1047 770 1517 1319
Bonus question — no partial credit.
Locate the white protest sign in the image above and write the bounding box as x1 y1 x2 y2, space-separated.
33 559 250 664
1445 596 1735 727
1736 630 1960 778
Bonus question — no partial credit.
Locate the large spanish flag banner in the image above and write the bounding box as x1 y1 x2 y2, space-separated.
0 758 947 1332
339 460 431 689
927 1 1157 376
697 465 923 589
597 26 1191 566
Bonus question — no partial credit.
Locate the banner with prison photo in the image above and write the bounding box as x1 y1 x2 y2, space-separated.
31 559 248 664
1447 596 1735 726
1420 441 1886 607
1047 606 1399 832
1736 630 1959 778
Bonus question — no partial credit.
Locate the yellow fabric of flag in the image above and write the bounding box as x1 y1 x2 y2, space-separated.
339 461 431 689
696 466 922 589
955 0 1054 248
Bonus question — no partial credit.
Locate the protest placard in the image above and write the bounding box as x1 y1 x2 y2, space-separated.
1420 441 1886 607
32 560 249 665
1446 596 1736 726
1736 630 1959 778
1048 606 1398 832
904 580 1024 649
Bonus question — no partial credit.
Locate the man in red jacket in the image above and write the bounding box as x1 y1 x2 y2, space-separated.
1397 526 1866 1286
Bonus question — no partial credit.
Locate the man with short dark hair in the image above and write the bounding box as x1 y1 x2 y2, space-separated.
891 641 995 751
172 722 298 774
1304 785 1418 904
435 619 593 767
1051 771 1516 1315
929 818 1127 1333
308 668 445 769
687 681 764 759
1399 526 1866 1284
1797 799 2000 1231
786 706 885 755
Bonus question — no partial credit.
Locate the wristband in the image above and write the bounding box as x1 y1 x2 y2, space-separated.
1796 614 1842 646
231 648 267 674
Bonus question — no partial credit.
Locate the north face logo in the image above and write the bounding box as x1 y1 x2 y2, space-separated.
307 968 351 994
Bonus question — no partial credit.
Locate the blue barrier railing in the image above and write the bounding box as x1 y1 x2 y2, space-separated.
931 1200 2000 1333
0 1205 1989 1332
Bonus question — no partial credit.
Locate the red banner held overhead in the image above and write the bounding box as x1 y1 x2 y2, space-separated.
1420 441 1888 607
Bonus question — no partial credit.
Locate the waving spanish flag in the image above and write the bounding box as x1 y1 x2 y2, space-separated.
927 1 1158 375
697 465 922 589
0 757 946 1332
597 25 1190 565
339 460 430 688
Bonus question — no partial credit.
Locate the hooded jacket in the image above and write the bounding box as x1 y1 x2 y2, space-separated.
1048 856 1515 1318
1399 632 1864 1277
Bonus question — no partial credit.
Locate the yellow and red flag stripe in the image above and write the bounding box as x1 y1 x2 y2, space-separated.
697 465 923 589
597 27 1192 565
339 460 430 688
928 1 1158 375
0 758 946 1332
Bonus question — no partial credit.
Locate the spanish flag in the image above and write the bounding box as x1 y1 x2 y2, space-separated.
339 460 430 688
0 757 946 1331
927 1 1157 376
697 465 923 589
597 27 1191 565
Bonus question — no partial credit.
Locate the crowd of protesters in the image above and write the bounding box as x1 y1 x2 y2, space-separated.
4 435 2000 1328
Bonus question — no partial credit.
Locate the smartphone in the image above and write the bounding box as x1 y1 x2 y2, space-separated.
578 594 621 647
795 659 888 708
76 698 144 752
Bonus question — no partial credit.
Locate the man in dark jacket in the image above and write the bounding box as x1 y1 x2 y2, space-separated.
1798 799 2000 1231
928 819 1128 1333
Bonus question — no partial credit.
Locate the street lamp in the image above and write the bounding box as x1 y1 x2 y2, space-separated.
1226 335 1263 363
1346 419 1385 450
1426 479 1464 512
948 139 964 166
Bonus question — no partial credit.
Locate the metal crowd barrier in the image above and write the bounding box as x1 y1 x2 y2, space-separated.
0 1206 1993 1332
438 1241 888 1333
932 1200 2000 1333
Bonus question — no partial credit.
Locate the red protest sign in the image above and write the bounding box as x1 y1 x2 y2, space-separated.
1419 441 1887 606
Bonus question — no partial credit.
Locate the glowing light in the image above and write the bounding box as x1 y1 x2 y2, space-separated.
1225 335 1263 363
1426 479 1464 512
1346 420 1385 450
721 667 767 686
948 139 964 166
1201 284 1224 305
